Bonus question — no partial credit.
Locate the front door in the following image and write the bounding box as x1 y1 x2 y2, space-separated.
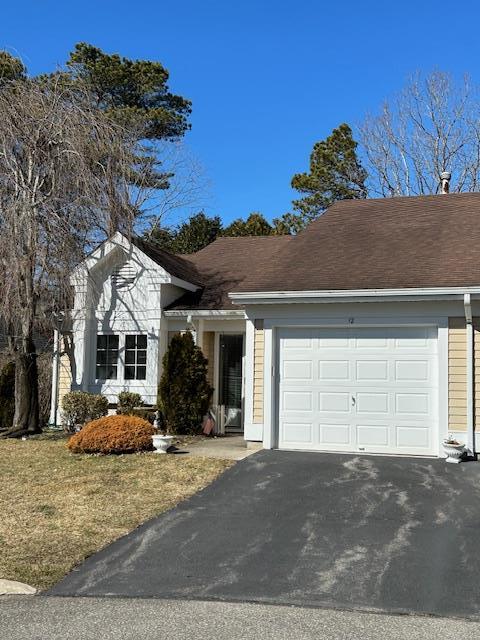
218 334 244 432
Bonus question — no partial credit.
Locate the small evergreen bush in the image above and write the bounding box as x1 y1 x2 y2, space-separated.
61 391 109 431
0 361 15 430
158 332 212 434
67 414 155 454
131 407 156 424
117 391 143 415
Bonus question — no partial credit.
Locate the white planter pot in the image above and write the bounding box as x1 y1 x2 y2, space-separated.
443 442 466 464
152 434 174 454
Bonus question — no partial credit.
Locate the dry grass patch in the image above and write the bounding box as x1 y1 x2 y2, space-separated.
0 434 232 591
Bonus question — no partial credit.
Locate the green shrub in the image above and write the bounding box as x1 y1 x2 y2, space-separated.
61 391 109 431
67 414 155 454
117 391 143 415
0 361 15 430
131 407 156 424
158 332 212 435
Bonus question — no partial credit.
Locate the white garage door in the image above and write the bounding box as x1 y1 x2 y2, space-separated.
277 326 438 456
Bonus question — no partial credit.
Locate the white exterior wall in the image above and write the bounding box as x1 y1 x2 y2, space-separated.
71 237 198 406
69 234 248 411
242 299 480 452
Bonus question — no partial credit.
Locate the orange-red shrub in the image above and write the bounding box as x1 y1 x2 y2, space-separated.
67 415 155 454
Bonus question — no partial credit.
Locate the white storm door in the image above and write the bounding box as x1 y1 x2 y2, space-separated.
277 326 438 456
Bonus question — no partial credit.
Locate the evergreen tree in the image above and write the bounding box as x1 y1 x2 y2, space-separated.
279 123 367 232
64 43 191 141
159 332 212 434
63 43 192 197
0 52 26 84
148 212 222 254
223 212 278 237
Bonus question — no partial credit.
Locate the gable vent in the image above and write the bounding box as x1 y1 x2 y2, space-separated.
111 263 137 290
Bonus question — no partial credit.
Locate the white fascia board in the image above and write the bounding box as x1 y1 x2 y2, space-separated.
163 309 246 318
169 276 200 293
71 231 127 279
229 286 480 305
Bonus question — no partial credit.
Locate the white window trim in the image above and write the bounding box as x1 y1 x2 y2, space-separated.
95 332 149 384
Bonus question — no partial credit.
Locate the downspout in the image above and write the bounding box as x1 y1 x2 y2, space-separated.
49 329 60 427
464 293 475 456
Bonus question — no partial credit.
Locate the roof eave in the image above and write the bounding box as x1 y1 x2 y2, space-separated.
163 309 245 318
229 286 480 305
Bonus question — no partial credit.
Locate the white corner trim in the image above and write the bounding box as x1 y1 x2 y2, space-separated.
229 286 480 305
263 326 274 450
163 309 246 318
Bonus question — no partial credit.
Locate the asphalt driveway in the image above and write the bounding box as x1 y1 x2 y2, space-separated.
48 450 480 619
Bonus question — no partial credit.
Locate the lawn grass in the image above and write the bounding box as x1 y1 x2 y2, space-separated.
0 434 232 591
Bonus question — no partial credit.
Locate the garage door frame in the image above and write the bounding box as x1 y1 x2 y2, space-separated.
262 316 449 457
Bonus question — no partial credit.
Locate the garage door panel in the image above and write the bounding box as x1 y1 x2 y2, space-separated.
318 336 350 348
395 360 430 382
354 335 389 349
278 326 438 456
283 360 313 381
319 391 351 413
356 360 389 382
393 326 435 348
395 392 430 416
357 424 389 446
282 391 312 412
320 423 352 445
281 422 313 444
356 392 389 414
396 425 431 449
319 360 350 380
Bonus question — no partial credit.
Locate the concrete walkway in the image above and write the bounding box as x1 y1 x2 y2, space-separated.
176 434 261 460
3 596 480 640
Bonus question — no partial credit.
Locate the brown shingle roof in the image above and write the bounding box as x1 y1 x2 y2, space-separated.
234 193 480 293
166 236 292 310
140 193 480 311
131 236 204 287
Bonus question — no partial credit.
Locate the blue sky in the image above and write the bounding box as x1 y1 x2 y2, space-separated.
2 1 479 225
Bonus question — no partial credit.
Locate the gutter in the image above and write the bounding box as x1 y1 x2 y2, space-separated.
229 286 480 305
464 293 475 456
163 309 246 318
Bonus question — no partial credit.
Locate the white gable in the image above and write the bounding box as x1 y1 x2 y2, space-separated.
71 232 198 314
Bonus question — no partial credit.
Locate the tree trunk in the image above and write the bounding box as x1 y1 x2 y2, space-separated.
1 336 41 438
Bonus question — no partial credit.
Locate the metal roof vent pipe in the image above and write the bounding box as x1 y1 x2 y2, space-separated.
440 171 451 194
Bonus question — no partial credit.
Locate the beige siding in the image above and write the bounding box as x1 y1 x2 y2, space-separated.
202 331 215 388
448 317 480 431
58 351 72 410
253 321 264 423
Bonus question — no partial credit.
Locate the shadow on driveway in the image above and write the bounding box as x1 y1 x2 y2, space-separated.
47 450 480 619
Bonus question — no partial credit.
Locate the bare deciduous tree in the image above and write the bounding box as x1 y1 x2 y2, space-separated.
0 78 138 437
360 71 480 196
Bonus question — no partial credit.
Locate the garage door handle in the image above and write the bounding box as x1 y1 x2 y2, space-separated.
351 395 356 406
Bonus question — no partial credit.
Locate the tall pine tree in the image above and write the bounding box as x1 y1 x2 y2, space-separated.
278 124 367 232
149 212 222 254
